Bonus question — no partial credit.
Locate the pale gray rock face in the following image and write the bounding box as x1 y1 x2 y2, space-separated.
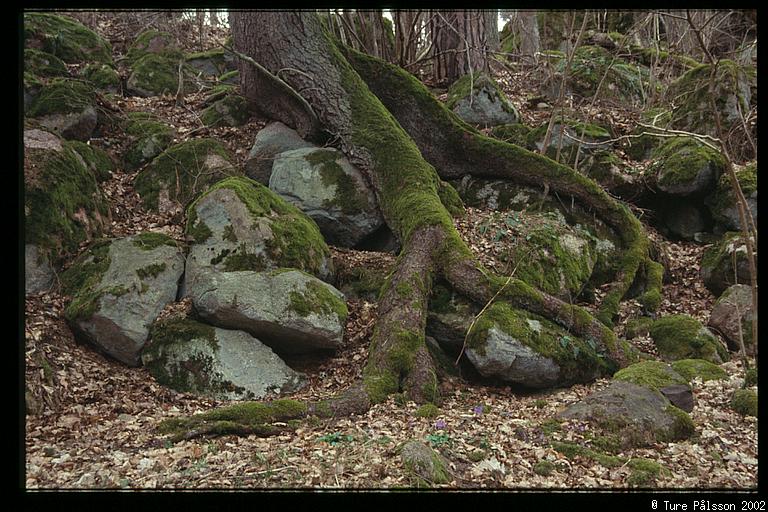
188 269 346 354
25 244 55 295
244 122 315 185
270 147 384 247
67 235 185 366
466 326 561 388
142 321 307 400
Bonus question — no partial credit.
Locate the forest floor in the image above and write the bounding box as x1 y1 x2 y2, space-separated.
24 18 758 491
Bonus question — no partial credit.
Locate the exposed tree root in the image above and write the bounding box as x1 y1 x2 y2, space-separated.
158 12 650 442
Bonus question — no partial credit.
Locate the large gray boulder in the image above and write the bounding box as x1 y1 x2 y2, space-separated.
649 137 724 197
142 318 307 400
446 73 520 126
458 302 623 389
62 233 185 366
188 269 347 354
708 284 755 355
184 177 334 291
707 163 757 232
557 380 695 447
270 147 384 247
244 122 315 185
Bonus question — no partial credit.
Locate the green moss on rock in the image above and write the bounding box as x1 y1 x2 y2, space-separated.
122 114 176 171
613 361 688 391
80 62 120 90
649 315 729 363
200 94 251 127
24 48 68 77
27 78 96 118
289 280 348 321
648 136 725 190
670 359 727 382
132 232 178 251
731 389 757 417
65 140 113 182
134 138 238 211
24 13 113 64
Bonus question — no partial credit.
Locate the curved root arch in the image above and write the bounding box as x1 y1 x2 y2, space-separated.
158 12 653 441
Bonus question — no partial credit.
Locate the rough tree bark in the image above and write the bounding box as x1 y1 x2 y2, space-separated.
158 11 655 441
427 10 494 84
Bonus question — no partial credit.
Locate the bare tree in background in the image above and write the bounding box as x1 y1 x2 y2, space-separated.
427 10 495 84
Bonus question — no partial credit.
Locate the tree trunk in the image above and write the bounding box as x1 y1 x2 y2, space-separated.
427 10 493 84
515 10 541 63
159 11 650 441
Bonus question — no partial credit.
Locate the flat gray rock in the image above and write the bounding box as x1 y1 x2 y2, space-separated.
244 122 315 185
142 319 307 400
25 244 55 295
188 269 347 354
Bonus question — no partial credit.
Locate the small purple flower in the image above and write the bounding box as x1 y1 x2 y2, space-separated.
473 405 484 415
434 419 447 429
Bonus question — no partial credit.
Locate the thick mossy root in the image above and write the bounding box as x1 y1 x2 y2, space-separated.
343 47 658 327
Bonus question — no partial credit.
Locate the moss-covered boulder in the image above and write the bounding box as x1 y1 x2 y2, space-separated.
80 62 121 93
445 73 520 126
701 232 755 296
24 13 112 65
185 48 236 77
188 269 347 355
134 138 239 214
125 29 179 65
529 119 612 164
647 136 725 197
547 45 649 104
666 60 752 140
66 140 114 182
463 302 629 389
61 233 185 366
24 72 44 111
269 147 384 247
649 314 729 364
24 128 110 269
200 94 251 127
121 112 176 171
126 52 187 97
708 284 755 355
142 317 308 400
557 380 695 448
245 121 316 185
670 359 728 382
27 78 98 141
184 176 334 286
400 439 452 486
24 48 68 77
613 360 693 411
706 162 757 232
489 123 532 147
731 389 757 417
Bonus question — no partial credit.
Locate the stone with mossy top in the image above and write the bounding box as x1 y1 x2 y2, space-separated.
126 51 199 98
134 138 239 215
185 48 236 76
613 360 694 411
24 128 110 270
529 119 613 166
79 63 121 93
731 388 757 417
200 94 251 127
649 314 729 364
666 60 752 140
708 284 755 355
184 176 334 287
187 269 347 355
445 72 520 127
557 380 695 448
66 140 114 182
125 29 180 65
706 162 757 232
700 232 755 297
24 48 68 78
400 439 452 486
647 136 724 197
670 359 728 383
142 317 307 400
122 113 176 171
27 78 98 141
61 233 185 366
463 302 625 389
24 13 113 65
270 147 384 247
